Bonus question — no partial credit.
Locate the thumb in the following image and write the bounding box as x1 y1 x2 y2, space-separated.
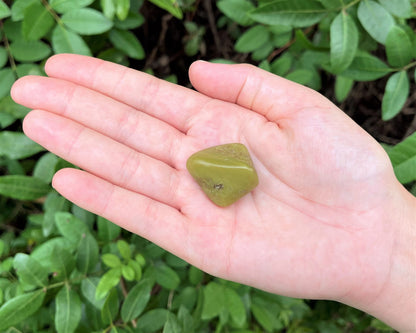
188 61 333 122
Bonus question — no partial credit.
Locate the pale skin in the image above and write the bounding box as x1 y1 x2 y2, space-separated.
11 54 416 331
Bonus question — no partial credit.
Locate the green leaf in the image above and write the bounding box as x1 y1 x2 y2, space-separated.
0 289 46 330
13 253 48 290
270 53 293 76
11 0 37 21
235 25 270 53
101 288 119 325
385 26 413 68
117 239 131 260
10 39 51 62
0 47 7 69
330 11 358 73
22 2 55 41
340 51 391 81
382 71 409 121
136 308 170 332
0 131 44 159
55 212 89 245
155 262 180 290
116 0 130 20
97 216 121 241
121 279 152 322
217 0 255 26
55 285 82 333
102 253 122 268
357 0 394 44
285 69 314 85
76 233 99 274
249 0 327 28
379 0 412 18
101 0 116 19
31 237 72 271
43 191 70 237
0 1 10 20
0 95 30 119
61 8 113 35
33 153 59 183
316 0 344 9
95 267 122 300
163 313 182 333
147 0 183 19
0 175 50 200
81 277 106 309
202 282 225 320
121 265 135 281
388 132 416 184
251 302 275 332
335 75 354 102
0 68 15 100
224 287 246 327
52 25 92 56
49 244 76 279
115 12 145 30
50 0 94 13
109 29 145 60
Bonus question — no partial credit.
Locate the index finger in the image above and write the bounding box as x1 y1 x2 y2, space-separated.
44 54 210 132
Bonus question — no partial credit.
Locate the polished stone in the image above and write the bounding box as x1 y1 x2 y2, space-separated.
186 143 258 207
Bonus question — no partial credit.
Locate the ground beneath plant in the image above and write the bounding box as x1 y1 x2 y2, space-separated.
136 3 415 146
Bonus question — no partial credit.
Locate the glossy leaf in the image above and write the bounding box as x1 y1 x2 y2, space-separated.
357 0 394 44
61 8 113 35
335 75 354 102
52 25 91 56
0 290 46 330
340 51 391 81
13 254 48 290
217 0 255 26
0 68 15 99
50 0 94 13
55 212 89 245
102 253 122 268
76 233 99 274
109 29 145 60
10 39 51 62
95 267 122 300
0 175 50 200
155 262 180 290
0 2 10 19
148 0 183 19
22 2 54 41
330 11 358 73
388 132 416 184
0 131 44 159
382 71 409 121
249 0 327 28
385 25 413 67
55 285 82 333
121 279 152 322
117 239 131 260
379 0 412 18
235 25 270 53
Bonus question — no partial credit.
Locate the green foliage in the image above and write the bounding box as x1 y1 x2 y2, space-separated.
0 0 413 332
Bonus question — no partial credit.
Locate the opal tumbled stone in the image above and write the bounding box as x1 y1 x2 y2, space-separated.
186 143 259 207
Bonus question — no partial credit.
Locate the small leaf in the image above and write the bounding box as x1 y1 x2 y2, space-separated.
55 212 89 245
0 68 15 99
109 29 145 60
330 11 358 73
121 265 135 281
155 262 180 290
97 216 121 241
52 25 92 56
102 253 122 268
251 303 275 332
385 25 413 68
382 71 409 121
335 75 354 102
117 240 131 260
217 0 255 26
388 132 416 184
13 254 48 290
55 285 82 333
95 267 122 300
116 0 130 20
121 279 152 322
0 175 50 200
76 233 99 274
10 39 51 62
33 153 59 183
249 0 327 28
22 2 54 41
148 0 183 19
357 0 394 44
235 25 270 53
340 51 391 81
285 69 314 85
61 8 113 35
0 1 11 19
0 290 46 330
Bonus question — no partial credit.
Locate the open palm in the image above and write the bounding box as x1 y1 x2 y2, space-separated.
12 55 402 307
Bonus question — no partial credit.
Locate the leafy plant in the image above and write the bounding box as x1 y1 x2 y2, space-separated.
0 0 414 332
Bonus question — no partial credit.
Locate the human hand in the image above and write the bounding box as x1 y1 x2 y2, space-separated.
11 55 415 331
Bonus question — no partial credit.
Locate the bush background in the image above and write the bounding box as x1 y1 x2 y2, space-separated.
0 0 415 332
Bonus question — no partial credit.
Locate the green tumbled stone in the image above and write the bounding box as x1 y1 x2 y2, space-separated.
186 143 259 207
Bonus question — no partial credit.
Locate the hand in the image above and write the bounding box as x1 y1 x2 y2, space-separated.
11 54 415 331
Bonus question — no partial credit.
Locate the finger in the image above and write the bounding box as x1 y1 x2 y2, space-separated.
23 110 184 208
44 54 210 132
12 76 185 167
52 168 193 262
189 61 334 123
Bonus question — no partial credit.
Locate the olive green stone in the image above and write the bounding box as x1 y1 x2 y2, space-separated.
186 143 259 207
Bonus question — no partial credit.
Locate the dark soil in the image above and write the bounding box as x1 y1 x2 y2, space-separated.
136 2 415 146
